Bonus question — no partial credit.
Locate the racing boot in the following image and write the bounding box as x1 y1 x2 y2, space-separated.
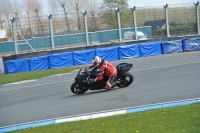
110 76 116 88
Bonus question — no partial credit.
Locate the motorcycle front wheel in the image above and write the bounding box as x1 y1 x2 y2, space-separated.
116 72 134 88
71 82 88 95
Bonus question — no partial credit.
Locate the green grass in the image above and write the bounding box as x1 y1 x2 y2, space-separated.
0 67 82 85
8 102 200 133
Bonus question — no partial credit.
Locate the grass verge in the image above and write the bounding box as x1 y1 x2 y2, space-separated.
0 67 82 85
7 102 200 133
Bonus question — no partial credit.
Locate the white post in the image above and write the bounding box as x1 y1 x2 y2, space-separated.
194 1 200 35
115 8 122 42
10 17 18 54
164 3 170 37
82 10 89 46
0 57 5 74
132 6 138 40
48 14 55 50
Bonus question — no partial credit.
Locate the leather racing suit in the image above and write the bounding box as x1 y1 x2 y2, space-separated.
91 59 117 90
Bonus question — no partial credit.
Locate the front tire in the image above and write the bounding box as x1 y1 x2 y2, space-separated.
71 82 88 94
116 72 134 88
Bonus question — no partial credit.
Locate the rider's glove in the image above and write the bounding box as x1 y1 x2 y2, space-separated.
90 79 95 83
86 66 91 69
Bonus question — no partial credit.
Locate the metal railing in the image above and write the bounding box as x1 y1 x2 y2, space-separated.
0 2 199 55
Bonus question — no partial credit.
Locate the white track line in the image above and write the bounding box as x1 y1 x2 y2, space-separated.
0 80 74 92
1 61 200 92
131 61 200 72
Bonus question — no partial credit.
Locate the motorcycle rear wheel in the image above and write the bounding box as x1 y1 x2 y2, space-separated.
71 82 88 94
116 72 134 88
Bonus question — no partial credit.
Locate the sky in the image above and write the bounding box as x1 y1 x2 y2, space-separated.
8 0 197 15
128 0 196 7
43 0 196 14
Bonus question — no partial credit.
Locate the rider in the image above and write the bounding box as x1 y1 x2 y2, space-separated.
89 56 117 90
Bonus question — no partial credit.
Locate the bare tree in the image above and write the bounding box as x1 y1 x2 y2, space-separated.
0 16 3 29
12 0 23 33
56 0 71 32
0 1 4 29
48 0 64 33
84 0 101 31
69 0 86 31
27 0 44 34
22 0 32 35
1 0 13 33
48 0 58 15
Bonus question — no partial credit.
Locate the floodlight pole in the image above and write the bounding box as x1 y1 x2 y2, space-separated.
115 8 122 42
47 14 55 50
131 6 138 40
194 1 200 35
82 10 89 46
10 17 18 54
164 3 170 37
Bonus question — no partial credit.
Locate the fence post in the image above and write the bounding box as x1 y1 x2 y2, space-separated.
164 4 170 37
115 8 122 42
10 17 18 54
82 11 89 46
48 14 55 50
131 6 138 41
194 1 200 35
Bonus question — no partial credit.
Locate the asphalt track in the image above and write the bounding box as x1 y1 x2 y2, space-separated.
0 51 200 127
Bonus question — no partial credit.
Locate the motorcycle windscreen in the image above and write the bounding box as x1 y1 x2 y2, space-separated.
75 68 85 80
90 68 100 78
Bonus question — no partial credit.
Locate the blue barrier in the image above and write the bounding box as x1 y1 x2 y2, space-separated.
4 58 30 74
139 41 162 57
29 55 50 71
118 44 140 59
96 46 119 61
49 52 73 69
73 49 95 66
162 39 183 54
182 38 200 51
3 38 200 74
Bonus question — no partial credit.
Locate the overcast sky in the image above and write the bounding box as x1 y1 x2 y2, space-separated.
128 0 196 7
9 0 197 14
41 0 198 14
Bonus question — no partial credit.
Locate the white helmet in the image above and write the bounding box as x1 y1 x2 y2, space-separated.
92 56 102 67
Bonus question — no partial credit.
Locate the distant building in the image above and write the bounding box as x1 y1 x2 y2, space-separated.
0 29 7 42
143 19 166 35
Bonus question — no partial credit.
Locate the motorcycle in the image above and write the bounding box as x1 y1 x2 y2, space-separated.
71 63 134 94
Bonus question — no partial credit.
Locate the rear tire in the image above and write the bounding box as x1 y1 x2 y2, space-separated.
71 82 88 94
116 72 134 88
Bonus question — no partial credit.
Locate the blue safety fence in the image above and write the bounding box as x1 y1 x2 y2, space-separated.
139 41 162 57
96 46 119 61
3 37 200 74
4 58 30 74
161 39 183 54
29 55 50 71
73 49 95 66
182 38 200 51
118 44 140 59
49 52 73 69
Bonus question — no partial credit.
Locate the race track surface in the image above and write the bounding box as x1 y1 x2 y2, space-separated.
0 51 200 127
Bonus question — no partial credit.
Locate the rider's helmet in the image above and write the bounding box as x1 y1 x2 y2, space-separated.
92 56 102 67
